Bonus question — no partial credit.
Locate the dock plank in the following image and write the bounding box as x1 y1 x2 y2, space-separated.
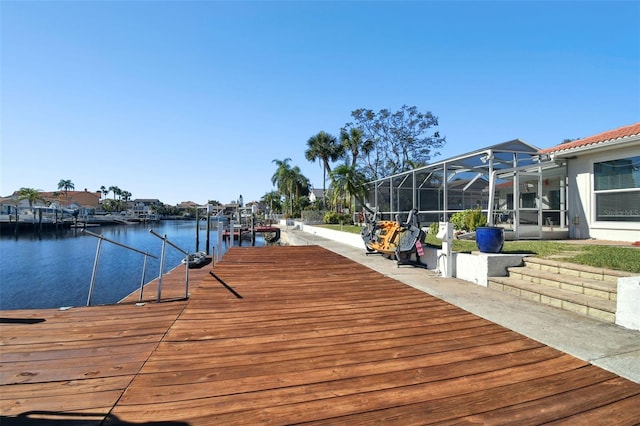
2 245 639 425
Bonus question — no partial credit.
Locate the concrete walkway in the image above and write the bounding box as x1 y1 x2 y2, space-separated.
280 228 640 384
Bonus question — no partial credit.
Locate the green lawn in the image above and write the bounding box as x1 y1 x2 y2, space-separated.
317 224 640 273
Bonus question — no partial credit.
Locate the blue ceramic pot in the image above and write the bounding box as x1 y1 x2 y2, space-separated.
476 226 504 253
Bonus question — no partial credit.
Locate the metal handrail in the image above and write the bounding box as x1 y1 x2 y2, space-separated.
149 229 190 302
82 229 158 306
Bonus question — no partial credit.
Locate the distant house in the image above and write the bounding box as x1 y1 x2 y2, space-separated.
538 122 640 241
176 201 200 217
47 190 100 217
0 196 32 215
220 202 241 218
42 190 101 216
309 189 325 204
131 198 162 217
0 189 100 220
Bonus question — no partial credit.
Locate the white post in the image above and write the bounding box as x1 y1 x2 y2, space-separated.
216 220 224 262
437 222 454 278
616 277 640 331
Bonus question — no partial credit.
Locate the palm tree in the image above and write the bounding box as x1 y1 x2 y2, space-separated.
108 186 122 201
305 131 343 206
17 187 45 229
329 164 372 214
291 165 310 206
271 158 293 211
340 127 375 168
99 185 107 200
271 158 310 216
273 159 299 215
340 126 376 179
57 179 75 200
261 191 283 215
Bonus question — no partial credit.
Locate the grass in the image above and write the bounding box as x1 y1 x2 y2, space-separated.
317 224 640 273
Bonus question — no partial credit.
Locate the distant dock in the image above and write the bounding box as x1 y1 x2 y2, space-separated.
0 213 160 234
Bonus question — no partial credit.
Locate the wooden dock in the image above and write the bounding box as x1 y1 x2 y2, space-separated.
2 245 639 425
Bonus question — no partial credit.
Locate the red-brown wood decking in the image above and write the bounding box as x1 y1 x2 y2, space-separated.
1 245 639 425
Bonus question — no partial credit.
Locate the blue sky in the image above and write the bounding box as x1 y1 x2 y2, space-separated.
2 1 639 206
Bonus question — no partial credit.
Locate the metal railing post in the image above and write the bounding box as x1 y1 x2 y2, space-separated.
184 255 190 299
86 238 103 306
216 223 223 262
149 229 191 302
82 229 157 306
138 255 149 302
157 235 167 302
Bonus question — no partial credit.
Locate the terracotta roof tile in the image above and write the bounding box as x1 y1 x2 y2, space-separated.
539 122 640 154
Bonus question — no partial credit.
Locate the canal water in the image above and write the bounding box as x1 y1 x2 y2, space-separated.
0 220 263 310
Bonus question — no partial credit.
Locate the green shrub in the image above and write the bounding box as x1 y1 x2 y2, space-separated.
323 211 352 224
467 208 487 231
429 222 439 235
449 208 487 231
449 211 467 231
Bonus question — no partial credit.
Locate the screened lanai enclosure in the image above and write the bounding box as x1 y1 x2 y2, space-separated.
361 139 569 240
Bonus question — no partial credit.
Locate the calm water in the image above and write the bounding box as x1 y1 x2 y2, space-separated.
0 220 262 310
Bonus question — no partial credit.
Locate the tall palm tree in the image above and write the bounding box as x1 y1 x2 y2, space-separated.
109 186 121 200
340 127 363 167
291 165 310 200
271 158 310 216
271 158 292 202
120 190 132 212
57 179 74 200
305 131 343 206
340 126 376 178
278 162 300 215
17 187 45 229
261 191 283 215
329 164 372 214
99 185 107 200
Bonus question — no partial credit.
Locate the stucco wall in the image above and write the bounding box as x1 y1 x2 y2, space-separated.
616 276 640 331
567 145 640 242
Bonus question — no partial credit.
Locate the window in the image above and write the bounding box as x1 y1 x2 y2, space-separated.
594 156 640 222
548 190 560 210
521 193 537 208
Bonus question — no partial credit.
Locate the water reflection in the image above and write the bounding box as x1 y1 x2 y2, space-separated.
0 220 259 310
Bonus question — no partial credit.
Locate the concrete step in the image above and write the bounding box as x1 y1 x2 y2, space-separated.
486 256 634 324
488 276 616 323
522 256 633 283
506 265 617 302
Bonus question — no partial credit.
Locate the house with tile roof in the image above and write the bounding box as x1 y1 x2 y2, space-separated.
363 122 639 243
538 122 640 242
0 189 101 217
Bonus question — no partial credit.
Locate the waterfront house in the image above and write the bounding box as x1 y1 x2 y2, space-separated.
0 189 100 221
364 122 640 242
0 196 41 217
131 198 162 218
41 189 101 217
538 122 640 242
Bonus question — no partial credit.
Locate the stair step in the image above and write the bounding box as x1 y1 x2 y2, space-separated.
489 276 616 323
506 266 617 301
523 256 633 283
